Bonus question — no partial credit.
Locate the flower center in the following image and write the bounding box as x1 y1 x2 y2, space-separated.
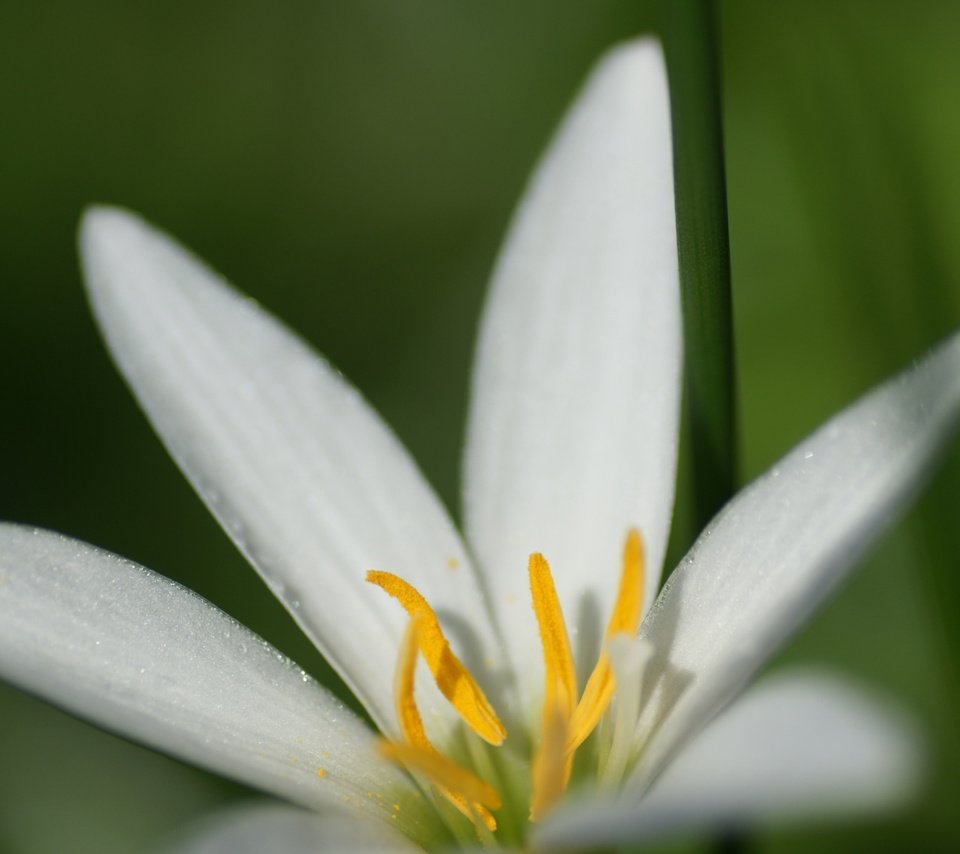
366 529 645 840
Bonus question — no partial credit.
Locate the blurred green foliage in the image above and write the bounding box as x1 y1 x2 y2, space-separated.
2 1 960 851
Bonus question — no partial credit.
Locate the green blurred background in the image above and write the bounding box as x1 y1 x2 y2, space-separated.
3 1 960 851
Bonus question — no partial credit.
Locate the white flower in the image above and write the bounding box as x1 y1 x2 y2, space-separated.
0 37 956 853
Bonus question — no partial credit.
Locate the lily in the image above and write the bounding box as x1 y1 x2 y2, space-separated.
0 38 956 853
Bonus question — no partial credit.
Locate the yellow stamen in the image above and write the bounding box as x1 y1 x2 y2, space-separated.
379 741 502 810
367 570 507 746
568 529 645 750
383 616 501 833
370 528 647 831
393 615 432 750
528 531 646 819
527 553 577 716
529 681 572 822
528 552 577 820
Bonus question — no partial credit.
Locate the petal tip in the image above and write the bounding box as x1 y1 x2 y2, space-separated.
78 204 154 298
592 36 666 92
78 204 140 252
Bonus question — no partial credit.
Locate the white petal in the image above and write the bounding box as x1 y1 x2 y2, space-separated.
79 207 504 738
0 525 437 845
633 331 960 783
172 803 424 854
462 39 681 703
535 670 921 849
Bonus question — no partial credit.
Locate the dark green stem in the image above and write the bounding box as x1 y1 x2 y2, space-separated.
663 0 738 533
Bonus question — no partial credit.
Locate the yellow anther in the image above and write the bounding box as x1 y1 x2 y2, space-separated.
528 552 577 820
393 615 431 750
527 553 577 716
367 570 507 746
568 529 645 750
529 530 647 819
606 528 645 636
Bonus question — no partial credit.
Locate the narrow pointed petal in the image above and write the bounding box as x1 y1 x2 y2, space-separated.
0 525 435 844
463 38 681 702
79 207 503 739
633 331 960 783
173 804 424 854
535 671 921 850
